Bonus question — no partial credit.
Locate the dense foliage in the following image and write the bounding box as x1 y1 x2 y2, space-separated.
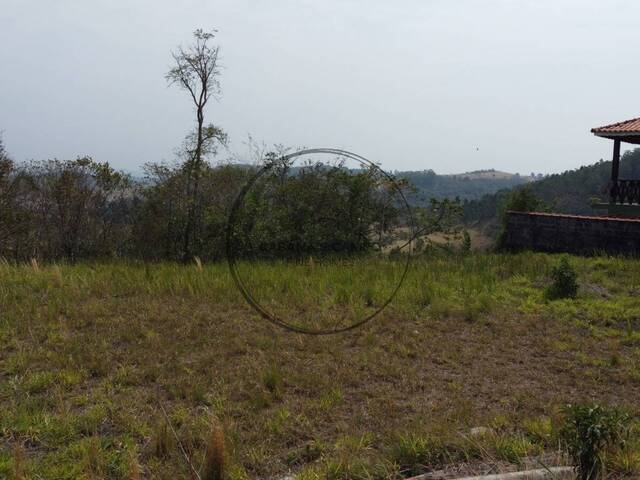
229 161 401 258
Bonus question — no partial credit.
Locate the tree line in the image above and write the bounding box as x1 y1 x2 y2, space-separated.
0 139 462 262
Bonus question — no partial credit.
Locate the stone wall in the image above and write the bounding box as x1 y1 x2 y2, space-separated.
503 211 640 255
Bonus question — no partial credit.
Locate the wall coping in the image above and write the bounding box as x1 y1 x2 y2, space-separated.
506 210 640 224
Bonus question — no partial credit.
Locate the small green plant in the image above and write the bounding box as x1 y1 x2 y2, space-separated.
560 404 630 480
546 256 578 299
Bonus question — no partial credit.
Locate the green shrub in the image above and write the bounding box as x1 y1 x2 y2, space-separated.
546 257 578 300
560 404 630 480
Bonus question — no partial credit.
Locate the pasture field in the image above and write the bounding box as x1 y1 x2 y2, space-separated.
1 252 640 479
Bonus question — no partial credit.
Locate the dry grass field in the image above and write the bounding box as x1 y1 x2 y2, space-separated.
1 252 640 479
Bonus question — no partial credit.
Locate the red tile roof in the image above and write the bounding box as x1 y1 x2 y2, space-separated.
592 117 640 135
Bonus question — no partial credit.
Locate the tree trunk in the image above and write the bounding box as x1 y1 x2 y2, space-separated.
182 105 204 263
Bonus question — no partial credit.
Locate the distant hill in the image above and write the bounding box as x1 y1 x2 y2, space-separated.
397 168 534 204
463 147 640 226
166 163 537 205
213 164 536 204
443 169 539 181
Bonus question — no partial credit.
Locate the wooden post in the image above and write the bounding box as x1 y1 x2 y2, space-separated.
612 139 621 181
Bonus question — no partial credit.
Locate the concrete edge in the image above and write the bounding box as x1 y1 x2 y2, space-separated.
406 466 574 480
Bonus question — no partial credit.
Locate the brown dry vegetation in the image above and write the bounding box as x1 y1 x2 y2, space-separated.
1 253 639 479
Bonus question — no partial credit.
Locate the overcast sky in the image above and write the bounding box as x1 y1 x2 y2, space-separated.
1 0 637 174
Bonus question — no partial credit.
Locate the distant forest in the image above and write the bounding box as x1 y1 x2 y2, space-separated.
463 148 640 224
397 169 533 203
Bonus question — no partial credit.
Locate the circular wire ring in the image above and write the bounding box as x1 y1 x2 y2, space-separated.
225 148 414 335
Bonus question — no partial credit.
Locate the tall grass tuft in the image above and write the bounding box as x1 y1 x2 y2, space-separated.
202 424 226 480
194 256 203 271
84 437 103 478
391 433 440 477
153 420 173 459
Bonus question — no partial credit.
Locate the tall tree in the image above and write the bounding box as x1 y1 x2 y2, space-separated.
167 29 226 261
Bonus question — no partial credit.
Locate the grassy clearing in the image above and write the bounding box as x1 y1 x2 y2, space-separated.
1 252 640 478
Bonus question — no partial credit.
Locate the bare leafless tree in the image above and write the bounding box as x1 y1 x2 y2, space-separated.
167 29 227 261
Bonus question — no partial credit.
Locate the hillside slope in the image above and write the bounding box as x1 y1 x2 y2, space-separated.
398 169 532 203
464 148 640 224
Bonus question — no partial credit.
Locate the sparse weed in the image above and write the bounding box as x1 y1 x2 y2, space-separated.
286 439 326 466
318 388 344 410
262 365 283 395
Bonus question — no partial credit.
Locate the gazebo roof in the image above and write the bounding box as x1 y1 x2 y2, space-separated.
592 117 640 144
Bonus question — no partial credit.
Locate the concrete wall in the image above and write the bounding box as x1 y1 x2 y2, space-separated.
503 211 640 255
